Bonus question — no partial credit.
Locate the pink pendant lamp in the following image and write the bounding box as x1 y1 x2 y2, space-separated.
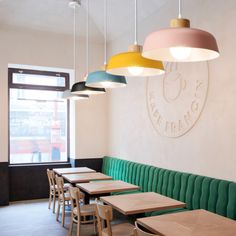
142 0 219 62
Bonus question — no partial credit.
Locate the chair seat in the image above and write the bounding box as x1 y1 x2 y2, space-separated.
149 207 188 217
111 190 142 195
60 192 71 201
51 184 58 190
102 223 134 236
79 191 85 200
51 183 71 191
73 204 96 216
63 183 71 189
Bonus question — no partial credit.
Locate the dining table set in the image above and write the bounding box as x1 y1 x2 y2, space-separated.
53 167 236 235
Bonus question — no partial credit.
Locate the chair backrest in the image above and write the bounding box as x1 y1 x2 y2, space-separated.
96 203 113 236
69 187 82 218
134 222 159 236
55 176 66 200
47 169 56 188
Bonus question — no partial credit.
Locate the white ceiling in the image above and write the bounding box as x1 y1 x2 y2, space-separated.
0 0 168 42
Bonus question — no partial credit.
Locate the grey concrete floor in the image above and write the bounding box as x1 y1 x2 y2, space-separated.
0 199 96 236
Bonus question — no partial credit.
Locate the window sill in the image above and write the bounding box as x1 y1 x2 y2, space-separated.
8 162 71 168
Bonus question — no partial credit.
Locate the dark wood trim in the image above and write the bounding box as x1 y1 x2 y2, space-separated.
9 67 70 78
8 68 70 91
0 162 9 206
8 158 103 202
8 68 70 90
9 163 71 201
73 158 103 172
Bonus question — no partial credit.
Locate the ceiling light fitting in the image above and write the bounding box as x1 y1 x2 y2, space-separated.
142 0 219 62
62 0 89 100
68 0 81 9
106 0 164 77
72 0 105 95
86 0 127 88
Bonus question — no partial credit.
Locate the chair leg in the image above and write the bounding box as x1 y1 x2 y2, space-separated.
93 216 97 234
52 192 56 213
62 203 65 227
48 191 52 209
68 213 74 236
56 199 60 221
76 218 81 236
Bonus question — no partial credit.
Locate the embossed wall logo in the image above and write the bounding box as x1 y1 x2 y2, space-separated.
147 62 209 137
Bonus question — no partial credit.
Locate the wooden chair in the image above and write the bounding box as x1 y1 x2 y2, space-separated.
133 222 159 236
47 169 70 213
68 187 96 236
96 203 134 236
56 176 71 227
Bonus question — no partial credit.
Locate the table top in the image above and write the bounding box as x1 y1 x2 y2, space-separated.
53 167 96 175
62 172 112 184
137 209 236 236
76 180 139 195
100 192 186 215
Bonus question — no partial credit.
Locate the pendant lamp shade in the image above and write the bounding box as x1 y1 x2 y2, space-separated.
65 0 90 101
143 23 219 62
107 45 165 77
142 0 220 63
62 89 89 100
71 0 106 95
85 0 127 88
71 81 105 95
86 70 126 88
106 0 164 77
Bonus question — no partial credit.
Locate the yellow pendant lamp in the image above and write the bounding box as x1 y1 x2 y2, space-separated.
106 0 164 77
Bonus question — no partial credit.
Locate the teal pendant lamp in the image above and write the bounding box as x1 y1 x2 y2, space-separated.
71 0 105 95
86 0 126 88
86 70 126 88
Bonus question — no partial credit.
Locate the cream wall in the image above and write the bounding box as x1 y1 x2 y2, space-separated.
107 0 236 181
0 26 108 162
1 0 236 182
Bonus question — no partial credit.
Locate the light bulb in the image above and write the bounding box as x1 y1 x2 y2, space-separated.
128 66 144 76
71 96 88 101
170 47 192 60
100 81 114 88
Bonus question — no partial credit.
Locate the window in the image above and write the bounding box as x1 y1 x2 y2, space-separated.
9 68 70 164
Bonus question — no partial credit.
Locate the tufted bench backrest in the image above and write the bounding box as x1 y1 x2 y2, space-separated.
102 156 236 220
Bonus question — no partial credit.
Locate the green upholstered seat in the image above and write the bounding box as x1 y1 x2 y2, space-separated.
102 156 236 220
111 190 142 195
148 207 189 217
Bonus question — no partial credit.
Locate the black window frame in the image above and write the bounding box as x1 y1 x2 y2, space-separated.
8 67 70 165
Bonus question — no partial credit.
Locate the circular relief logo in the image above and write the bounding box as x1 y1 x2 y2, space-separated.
147 62 209 138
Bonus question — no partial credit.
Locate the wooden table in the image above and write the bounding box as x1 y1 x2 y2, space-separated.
76 180 139 195
100 192 185 215
77 180 139 205
53 167 95 175
137 209 236 236
62 172 112 184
